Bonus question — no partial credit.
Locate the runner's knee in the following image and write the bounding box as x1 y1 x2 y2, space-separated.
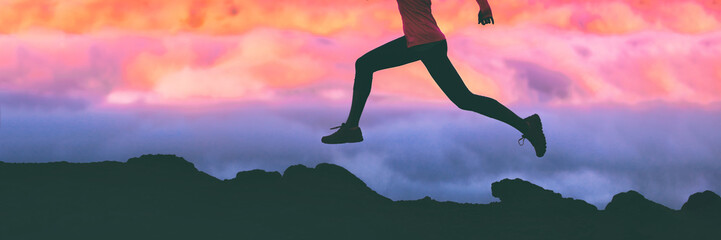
451 94 494 111
453 99 474 111
354 56 375 87
355 56 371 72
357 54 385 74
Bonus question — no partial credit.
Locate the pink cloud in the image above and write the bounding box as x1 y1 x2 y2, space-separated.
1 1 719 110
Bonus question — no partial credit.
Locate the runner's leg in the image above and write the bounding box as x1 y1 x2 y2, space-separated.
419 41 529 134
345 36 421 126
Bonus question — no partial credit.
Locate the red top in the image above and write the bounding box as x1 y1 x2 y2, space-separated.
397 0 492 47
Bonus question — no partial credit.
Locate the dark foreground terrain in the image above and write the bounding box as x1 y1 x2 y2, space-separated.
1 154 719 239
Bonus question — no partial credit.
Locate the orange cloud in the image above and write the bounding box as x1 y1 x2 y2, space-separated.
117 29 329 103
0 0 391 35
583 2 648 34
3 0 719 35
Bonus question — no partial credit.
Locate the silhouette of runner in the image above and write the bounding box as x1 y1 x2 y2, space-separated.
322 0 547 157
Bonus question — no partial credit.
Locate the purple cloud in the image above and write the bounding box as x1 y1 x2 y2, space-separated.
1 102 719 209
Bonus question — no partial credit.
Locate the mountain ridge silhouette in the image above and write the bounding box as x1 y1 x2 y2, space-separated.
1 154 719 239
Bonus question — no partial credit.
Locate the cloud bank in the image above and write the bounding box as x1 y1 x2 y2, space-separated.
2 103 719 209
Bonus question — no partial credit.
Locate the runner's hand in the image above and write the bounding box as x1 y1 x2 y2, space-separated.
478 10 494 25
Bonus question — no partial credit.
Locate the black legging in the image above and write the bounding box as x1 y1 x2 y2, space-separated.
345 36 528 134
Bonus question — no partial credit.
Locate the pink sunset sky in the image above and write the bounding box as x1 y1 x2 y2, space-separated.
2 0 720 106
1 0 720 208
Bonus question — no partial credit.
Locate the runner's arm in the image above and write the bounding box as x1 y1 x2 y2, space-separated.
477 0 494 25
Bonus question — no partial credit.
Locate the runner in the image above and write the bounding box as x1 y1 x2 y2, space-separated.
322 0 547 157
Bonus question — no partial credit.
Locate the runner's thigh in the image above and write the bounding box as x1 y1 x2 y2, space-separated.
357 36 421 72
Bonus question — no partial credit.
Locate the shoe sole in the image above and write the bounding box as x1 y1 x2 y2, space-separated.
529 114 546 157
322 138 363 144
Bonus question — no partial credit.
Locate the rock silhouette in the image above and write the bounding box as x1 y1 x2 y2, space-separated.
491 178 597 215
682 190 721 215
605 190 673 216
1 154 719 239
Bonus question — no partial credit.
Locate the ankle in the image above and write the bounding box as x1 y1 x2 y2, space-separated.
518 120 531 134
